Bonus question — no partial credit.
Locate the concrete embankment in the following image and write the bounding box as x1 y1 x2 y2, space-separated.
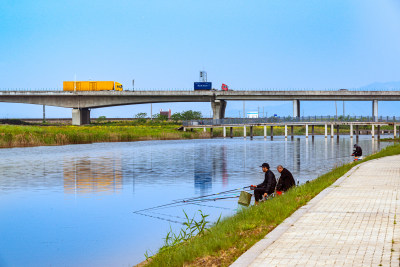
232 155 400 266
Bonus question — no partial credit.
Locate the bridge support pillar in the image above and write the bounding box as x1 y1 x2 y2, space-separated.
394 124 397 139
336 125 340 139
270 126 274 140
211 100 227 120
350 124 353 138
264 126 267 139
243 126 246 138
250 126 253 139
331 124 334 138
291 125 294 140
311 125 315 139
356 125 359 140
378 125 381 140
230 127 233 138
324 124 327 138
293 100 300 118
372 125 375 138
285 124 288 139
305 124 308 138
372 100 378 122
223 126 226 138
72 108 90 125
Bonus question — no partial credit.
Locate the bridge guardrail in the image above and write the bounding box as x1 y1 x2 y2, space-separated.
183 116 400 126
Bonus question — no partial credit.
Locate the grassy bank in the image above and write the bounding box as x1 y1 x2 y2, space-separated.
143 143 400 267
0 124 210 148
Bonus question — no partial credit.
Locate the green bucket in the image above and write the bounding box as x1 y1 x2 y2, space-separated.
238 191 252 206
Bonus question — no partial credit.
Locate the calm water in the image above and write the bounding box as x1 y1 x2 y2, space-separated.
0 136 392 266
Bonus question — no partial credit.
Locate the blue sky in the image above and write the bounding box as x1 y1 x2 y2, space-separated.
1 0 400 118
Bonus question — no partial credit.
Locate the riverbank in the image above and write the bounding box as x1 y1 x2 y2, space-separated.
0 121 370 148
142 143 400 267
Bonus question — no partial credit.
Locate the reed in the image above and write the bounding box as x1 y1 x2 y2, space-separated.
0 124 210 148
143 143 400 267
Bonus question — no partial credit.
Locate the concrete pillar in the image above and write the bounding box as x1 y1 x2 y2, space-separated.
230 127 233 138
291 125 294 139
72 108 90 125
350 124 353 138
293 100 300 118
331 124 334 138
210 128 213 136
183 127 186 132
264 126 267 138
372 124 375 138
211 100 227 120
311 125 315 137
356 125 359 140
285 124 288 139
250 126 253 139
372 100 378 122
244 126 246 138
223 126 226 138
377 125 380 140
394 124 397 139
324 124 327 138
305 124 308 138
270 126 274 139
203 127 206 132
336 125 340 139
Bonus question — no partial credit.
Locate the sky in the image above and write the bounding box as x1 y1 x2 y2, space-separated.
1 0 400 118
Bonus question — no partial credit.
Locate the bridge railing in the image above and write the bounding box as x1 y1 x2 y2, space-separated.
183 116 400 126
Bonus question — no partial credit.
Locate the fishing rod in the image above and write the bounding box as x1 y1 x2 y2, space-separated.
172 186 251 203
133 186 250 213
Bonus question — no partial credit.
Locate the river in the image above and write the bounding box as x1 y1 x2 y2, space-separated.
0 136 392 266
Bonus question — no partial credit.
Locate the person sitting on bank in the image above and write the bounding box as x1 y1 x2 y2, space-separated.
276 165 296 194
252 163 276 205
352 144 362 158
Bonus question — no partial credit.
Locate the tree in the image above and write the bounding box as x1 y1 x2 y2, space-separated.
170 112 182 123
181 110 202 120
152 113 168 121
135 112 147 118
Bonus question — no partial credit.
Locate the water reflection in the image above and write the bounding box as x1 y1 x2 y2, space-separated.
63 157 122 194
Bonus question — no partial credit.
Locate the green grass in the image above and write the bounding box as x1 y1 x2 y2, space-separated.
0 123 209 148
144 143 400 267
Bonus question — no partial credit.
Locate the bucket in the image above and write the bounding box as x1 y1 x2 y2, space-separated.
276 191 282 196
238 191 252 206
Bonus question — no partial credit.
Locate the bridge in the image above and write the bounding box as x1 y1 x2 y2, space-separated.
0 90 399 125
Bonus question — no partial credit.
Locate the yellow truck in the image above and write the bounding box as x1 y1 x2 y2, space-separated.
63 81 123 91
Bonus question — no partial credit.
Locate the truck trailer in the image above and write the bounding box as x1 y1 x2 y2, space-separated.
63 81 123 91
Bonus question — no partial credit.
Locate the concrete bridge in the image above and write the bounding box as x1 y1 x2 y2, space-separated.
0 90 399 125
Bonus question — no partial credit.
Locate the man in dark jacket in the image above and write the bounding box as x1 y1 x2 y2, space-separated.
276 165 296 193
252 163 276 204
352 144 362 157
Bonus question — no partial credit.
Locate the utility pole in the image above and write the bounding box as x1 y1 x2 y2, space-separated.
150 103 153 120
258 106 259 118
243 101 245 118
343 101 345 116
335 101 337 118
42 105 46 123
263 107 265 118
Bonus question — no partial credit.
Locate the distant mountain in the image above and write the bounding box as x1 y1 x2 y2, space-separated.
359 81 400 90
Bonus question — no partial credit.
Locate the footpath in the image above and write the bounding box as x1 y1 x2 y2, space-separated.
232 155 400 266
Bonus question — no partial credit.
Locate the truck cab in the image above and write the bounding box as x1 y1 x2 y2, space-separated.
221 83 229 91
115 82 123 91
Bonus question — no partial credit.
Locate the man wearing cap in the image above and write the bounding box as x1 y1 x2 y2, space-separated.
252 163 276 205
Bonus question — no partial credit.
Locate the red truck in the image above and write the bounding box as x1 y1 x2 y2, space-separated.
221 83 229 91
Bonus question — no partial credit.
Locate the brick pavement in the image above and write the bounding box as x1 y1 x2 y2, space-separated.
232 155 400 266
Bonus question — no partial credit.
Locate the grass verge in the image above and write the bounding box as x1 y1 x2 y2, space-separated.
0 124 210 148
143 143 400 267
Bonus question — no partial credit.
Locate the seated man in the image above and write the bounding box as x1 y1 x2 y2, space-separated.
276 165 296 193
352 144 362 158
252 163 276 205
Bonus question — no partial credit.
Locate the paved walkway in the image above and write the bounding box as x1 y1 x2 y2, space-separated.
232 155 400 266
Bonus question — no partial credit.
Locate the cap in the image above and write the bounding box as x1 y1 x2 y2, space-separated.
354 144 358 147
260 163 270 168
